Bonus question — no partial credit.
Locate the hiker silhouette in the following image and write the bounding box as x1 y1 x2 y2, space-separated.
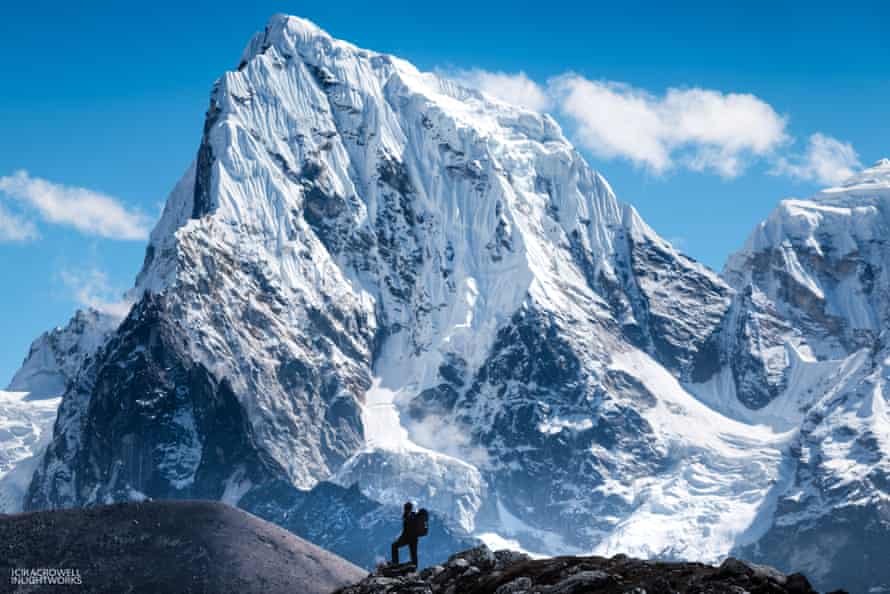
390 502 428 566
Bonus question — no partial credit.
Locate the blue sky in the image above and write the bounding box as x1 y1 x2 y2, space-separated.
1 0 888 385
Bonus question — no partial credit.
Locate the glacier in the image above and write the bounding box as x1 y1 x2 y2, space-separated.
0 390 60 513
3 14 887 592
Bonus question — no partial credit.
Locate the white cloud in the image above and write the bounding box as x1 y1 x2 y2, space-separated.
550 76 789 177
0 171 151 240
0 202 39 242
60 268 133 318
452 69 552 112
406 415 490 468
772 133 861 186
453 70 792 179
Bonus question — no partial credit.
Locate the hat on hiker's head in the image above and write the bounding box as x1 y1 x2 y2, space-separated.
403 501 413 511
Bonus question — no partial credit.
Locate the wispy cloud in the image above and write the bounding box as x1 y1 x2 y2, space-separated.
451 70 864 183
772 133 861 186
451 69 552 112
0 202 40 242
0 171 151 240
59 268 133 318
406 415 490 468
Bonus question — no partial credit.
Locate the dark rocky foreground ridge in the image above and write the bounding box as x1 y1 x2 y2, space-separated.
0 499 848 594
0 500 364 593
337 546 846 594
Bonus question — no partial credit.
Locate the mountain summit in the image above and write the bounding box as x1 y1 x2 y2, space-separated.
8 15 887 592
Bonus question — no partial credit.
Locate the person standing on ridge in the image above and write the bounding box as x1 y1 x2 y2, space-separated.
391 501 427 567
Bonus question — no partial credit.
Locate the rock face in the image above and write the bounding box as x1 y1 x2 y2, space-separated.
26 293 307 511
334 545 822 594
0 500 365 594
8 13 889 594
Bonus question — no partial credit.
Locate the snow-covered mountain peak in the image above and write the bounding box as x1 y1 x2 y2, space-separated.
134 14 656 399
70 16 654 518
726 160 890 270
138 14 601 310
34 13 736 536
724 172 890 359
242 14 561 122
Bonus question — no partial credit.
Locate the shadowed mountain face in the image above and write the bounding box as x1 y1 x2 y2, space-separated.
0 500 365 594
20 292 474 569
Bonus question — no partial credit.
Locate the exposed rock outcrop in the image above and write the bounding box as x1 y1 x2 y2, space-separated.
336 546 830 594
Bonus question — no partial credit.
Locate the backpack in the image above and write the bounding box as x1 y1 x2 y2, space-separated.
412 508 429 537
